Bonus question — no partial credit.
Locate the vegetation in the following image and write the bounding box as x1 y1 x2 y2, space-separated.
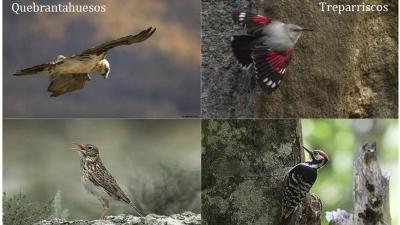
51 191 70 220
3 193 51 225
130 164 201 215
302 119 398 225
3 191 70 225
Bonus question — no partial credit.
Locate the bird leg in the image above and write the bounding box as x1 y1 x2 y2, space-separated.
98 201 109 220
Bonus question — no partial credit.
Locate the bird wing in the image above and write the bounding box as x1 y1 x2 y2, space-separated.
87 164 133 205
47 73 89 97
232 11 272 35
14 63 54 76
81 27 156 55
251 47 293 92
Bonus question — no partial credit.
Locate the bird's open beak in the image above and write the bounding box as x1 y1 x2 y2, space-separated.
72 143 85 153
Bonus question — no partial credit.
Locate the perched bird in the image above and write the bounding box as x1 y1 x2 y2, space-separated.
14 27 156 97
231 11 312 92
280 146 328 225
72 143 142 219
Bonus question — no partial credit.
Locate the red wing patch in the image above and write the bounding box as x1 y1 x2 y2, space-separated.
232 11 272 35
252 15 270 24
266 50 292 74
251 48 293 91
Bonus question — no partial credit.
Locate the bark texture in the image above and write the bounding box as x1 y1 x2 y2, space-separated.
326 143 391 225
201 119 321 225
201 0 398 118
33 212 200 225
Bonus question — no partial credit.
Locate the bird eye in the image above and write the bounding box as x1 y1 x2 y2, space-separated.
88 146 93 150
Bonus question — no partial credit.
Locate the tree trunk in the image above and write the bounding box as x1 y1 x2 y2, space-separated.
201 119 322 225
326 143 391 225
201 0 398 118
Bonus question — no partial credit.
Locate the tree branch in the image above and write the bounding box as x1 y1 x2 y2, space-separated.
326 143 391 225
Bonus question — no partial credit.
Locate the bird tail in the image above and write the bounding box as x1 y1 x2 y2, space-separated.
128 202 144 217
279 211 295 225
231 35 256 67
13 64 51 76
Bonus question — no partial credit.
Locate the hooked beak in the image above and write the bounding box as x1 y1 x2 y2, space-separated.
103 67 110 79
72 143 85 153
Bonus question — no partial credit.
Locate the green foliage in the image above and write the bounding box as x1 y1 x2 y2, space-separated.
3 191 71 225
3 192 51 225
51 190 70 220
130 164 201 215
302 119 398 225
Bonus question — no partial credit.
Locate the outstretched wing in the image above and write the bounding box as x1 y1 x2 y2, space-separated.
81 27 156 55
232 11 271 35
48 73 89 97
14 63 53 76
251 47 293 92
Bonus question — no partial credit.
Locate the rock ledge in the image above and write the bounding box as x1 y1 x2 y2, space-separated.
34 212 201 225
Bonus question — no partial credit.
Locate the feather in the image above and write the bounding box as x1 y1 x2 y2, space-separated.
48 73 89 97
82 27 156 55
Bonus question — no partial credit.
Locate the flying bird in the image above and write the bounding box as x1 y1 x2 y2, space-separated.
72 143 143 219
231 12 312 92
14 27 156 97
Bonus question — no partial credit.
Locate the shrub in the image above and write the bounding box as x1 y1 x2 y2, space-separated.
3 191 70 225
3 193 51 225
129 165 201 215
50 190 70 220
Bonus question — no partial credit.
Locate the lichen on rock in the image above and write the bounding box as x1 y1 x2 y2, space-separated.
33 212 201 225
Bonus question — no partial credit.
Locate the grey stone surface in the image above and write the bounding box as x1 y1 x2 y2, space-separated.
201 0 398 118
34 212 201 225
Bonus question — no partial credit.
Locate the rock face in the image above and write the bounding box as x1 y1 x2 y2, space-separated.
201 0 398 118
34 212 201 225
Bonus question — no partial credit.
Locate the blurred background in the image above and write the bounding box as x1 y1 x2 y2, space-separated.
302 119 398 225
4 0 200 117
3 119 201 221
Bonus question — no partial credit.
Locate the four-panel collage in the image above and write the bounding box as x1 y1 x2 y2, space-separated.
2 1 399 225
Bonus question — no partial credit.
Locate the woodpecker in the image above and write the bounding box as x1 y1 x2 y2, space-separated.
280 146 328 225
231 11 312 92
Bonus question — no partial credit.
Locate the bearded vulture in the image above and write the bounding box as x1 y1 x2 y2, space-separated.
14 27 156 97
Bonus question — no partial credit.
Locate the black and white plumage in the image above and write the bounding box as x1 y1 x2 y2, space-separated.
231 11 312 92
14 27 156 97
280 146 328 225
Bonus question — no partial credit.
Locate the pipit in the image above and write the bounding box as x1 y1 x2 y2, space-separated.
72 143 142 219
